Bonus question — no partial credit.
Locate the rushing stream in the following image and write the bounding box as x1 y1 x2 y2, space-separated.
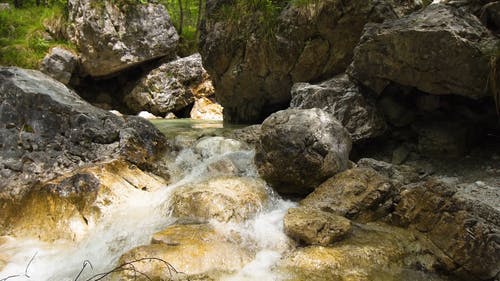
0 119 296 281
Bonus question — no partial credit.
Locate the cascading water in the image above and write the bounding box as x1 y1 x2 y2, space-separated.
0 120 296 281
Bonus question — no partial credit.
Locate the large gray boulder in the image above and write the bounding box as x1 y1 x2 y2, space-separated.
255 108 351 195
67 0 179 77
290 74 387 142
124 53 210 116
200 0 398 122
393 179 500 280
39 47 78 85
349 4 498 99
0 67 167 200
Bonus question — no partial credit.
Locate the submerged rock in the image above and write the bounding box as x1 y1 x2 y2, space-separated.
255 108 351 195
300 168 395 222
67 0 178 77
291 74 386 142
200 0 398 122
392 179 500 280
115 223 252 280
125 54 212 116
170 176 269 223
0 67 167 200
39 47 78 85
284 207 352 246
349 4 498 99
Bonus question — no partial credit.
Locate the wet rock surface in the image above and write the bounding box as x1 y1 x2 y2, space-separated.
170 176 269 223
67 0 178 77
0 160 168 242
115 223 252 280
255 108 351 195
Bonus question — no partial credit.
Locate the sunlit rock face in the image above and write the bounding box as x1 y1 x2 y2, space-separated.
1 160 168 242
67 0 179 77
39 47 79 85
255 108 351 195
170 176 269 223
279 223 448 281
349 4 498 99
114 223 253 280
200 0 399 122
299 168 395 222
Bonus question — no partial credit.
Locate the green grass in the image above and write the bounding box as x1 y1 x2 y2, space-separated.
0 4 72 69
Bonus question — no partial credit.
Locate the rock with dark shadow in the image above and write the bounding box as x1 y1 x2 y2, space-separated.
255 108 351 195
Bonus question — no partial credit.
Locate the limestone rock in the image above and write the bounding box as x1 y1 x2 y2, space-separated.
115 224 252 280
279 223 446 281
255 108 351 195
349 4 498 99
300 168 394 222
392 179 500 280
39 47 78 85
480 1 500 31
284 207 352 246
190 97 223 121
1 160 167 242
67 0 178 77
357 158 421 187
200 0 398 122
170 176 269 223
227 125 262 147
0 67 167 200
124 54 210 116
291 74 386 142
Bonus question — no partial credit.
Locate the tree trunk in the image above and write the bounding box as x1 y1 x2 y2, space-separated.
195 0 203 40
178 0 184 35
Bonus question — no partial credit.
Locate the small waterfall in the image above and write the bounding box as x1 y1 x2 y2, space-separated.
0 121 296 281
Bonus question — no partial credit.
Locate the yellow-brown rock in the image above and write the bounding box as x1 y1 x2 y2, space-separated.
1 160 168 242
190 97 223 121
170 176 268 223
114 224 252 280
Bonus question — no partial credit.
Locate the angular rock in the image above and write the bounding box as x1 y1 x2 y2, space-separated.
200 0 398 122
349 4 498 99
0 67 167 200
115 223 252 280
124 54 210 116
170 176 268 223
279 223 448 281
291 74 386 142
392 179 500 280
284 207 352 246
300 168 394 222
255 108 351 195
357 158 421 187
67 0 178 77
190 97 223 121
39 47 78 85
1 160 168 242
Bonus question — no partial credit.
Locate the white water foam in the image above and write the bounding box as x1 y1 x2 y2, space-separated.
0 136 295 281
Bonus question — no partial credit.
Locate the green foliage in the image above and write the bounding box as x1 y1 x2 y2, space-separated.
0 4 72 68
215 0 286 44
